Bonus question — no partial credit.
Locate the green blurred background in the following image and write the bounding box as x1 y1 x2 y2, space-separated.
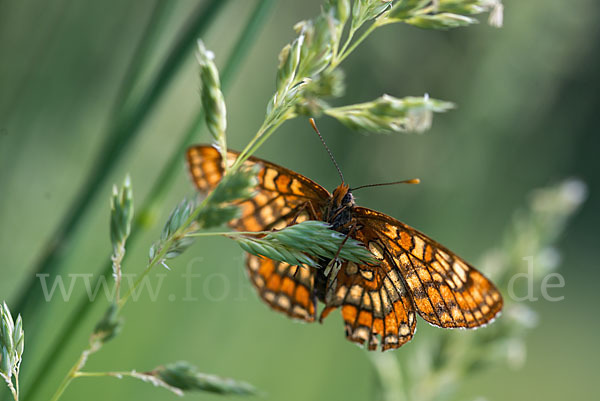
0 0 598 400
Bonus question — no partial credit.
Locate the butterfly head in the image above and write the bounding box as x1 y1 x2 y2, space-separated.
332 184 354 209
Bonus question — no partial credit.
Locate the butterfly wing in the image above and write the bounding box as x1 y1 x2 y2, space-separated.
354 207 503 329
186 145 331 322
247 255 317 321
321 206 502 351
186 145 331 230
321 257 417 351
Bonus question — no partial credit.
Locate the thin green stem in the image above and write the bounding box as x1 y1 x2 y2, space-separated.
229 121 270 171
331 22 379 69
242 119 288 162
49 344 99 401
185 230 271 237
118 173 220 309
2 374 17 401
72 371 137 379
111 247 124 304
117 220 198 310
14 374 18 401
20 2 274 400
335 27 356 66
48 370 74 401
230 116 288 172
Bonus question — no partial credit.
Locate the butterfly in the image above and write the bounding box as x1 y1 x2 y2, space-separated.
186 143 503 351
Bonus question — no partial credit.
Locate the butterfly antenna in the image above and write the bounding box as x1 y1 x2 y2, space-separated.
351 179 420 191
309 118 344 184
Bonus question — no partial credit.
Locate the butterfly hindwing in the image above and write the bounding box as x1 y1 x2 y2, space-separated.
246 255 317 322
322 257 417 351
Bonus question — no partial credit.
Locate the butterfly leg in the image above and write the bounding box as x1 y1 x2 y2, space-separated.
288 200 319 226
332 223 360 261
324 224 361 300
323 223 356 280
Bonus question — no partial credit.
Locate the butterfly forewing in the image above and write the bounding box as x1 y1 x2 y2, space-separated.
187 145 330 231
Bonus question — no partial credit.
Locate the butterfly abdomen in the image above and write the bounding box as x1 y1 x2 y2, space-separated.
314 266 329 303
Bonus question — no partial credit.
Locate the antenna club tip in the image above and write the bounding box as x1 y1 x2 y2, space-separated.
407 178 420 184
309 118 317 131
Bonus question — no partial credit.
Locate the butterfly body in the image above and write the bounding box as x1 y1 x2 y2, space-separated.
325 184 355 230
187 145 503 351
316 185 370 303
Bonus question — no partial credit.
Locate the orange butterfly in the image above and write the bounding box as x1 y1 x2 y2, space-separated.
186 140 502 351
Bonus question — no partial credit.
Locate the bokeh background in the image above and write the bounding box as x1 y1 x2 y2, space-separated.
0 0 598 400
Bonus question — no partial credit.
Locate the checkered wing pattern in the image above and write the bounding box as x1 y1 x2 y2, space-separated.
246 256 317 321
354 207 503 329
320 235 417 351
